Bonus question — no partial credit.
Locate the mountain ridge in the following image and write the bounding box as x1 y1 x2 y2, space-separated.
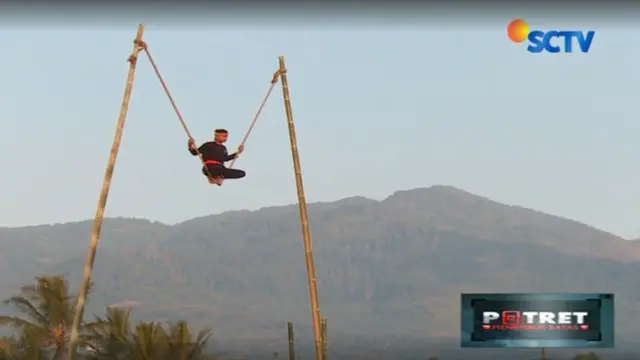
2 185 638 264
6 185 631 240
1 185 639 344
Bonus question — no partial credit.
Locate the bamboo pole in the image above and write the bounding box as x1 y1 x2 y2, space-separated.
67 24 145 360
278 56 323 360
321 317 328 360
287 322 296 360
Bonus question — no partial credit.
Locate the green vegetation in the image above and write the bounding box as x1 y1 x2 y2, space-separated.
0 276 213 360
0 276 609 360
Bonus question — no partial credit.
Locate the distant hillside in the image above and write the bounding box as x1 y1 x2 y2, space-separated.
1 185 639 345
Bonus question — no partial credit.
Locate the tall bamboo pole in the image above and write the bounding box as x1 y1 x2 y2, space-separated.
321 317 328 360
287 322 296 360
67 24 145 360
278 56 323 360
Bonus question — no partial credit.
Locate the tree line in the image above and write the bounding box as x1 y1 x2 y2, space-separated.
0 276 213 360
0 275 606 360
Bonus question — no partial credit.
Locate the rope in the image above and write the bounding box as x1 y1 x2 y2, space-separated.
140 39 282 186
137 40 215 181
217 69 284 186
225 69 285 171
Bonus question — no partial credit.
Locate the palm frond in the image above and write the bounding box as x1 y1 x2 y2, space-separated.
2 296 48 326
0 316 35 329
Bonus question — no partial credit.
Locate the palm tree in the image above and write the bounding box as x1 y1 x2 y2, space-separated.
84 307 135 360
0 276 214 360
0 276 93 360
85 307 213 360
128 321 166 360
163 321 212 360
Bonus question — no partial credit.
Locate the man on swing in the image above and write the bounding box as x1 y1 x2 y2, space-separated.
188 129 246 185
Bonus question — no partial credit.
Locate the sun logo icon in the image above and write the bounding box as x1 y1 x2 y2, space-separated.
507 19 530 43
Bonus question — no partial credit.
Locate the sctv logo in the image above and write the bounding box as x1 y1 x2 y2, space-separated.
507 19 595 54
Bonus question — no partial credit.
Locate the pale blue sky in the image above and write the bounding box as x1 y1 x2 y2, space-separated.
1 17 638 238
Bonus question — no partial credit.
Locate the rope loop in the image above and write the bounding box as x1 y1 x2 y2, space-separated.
271 69 287 84
134 39 148 50
127 41 146 64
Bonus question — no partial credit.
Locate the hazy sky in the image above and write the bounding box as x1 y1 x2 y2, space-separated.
1 13 638 238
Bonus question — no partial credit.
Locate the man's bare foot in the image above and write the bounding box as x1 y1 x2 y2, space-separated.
208 177 223 186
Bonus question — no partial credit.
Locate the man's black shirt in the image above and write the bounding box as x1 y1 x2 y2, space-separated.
189 141 237 163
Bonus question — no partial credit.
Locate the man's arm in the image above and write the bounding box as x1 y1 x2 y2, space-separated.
223 144 244 161
188 140 199 156
223 152 237 162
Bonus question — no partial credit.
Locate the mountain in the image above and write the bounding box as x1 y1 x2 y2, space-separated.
1 185 639 347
